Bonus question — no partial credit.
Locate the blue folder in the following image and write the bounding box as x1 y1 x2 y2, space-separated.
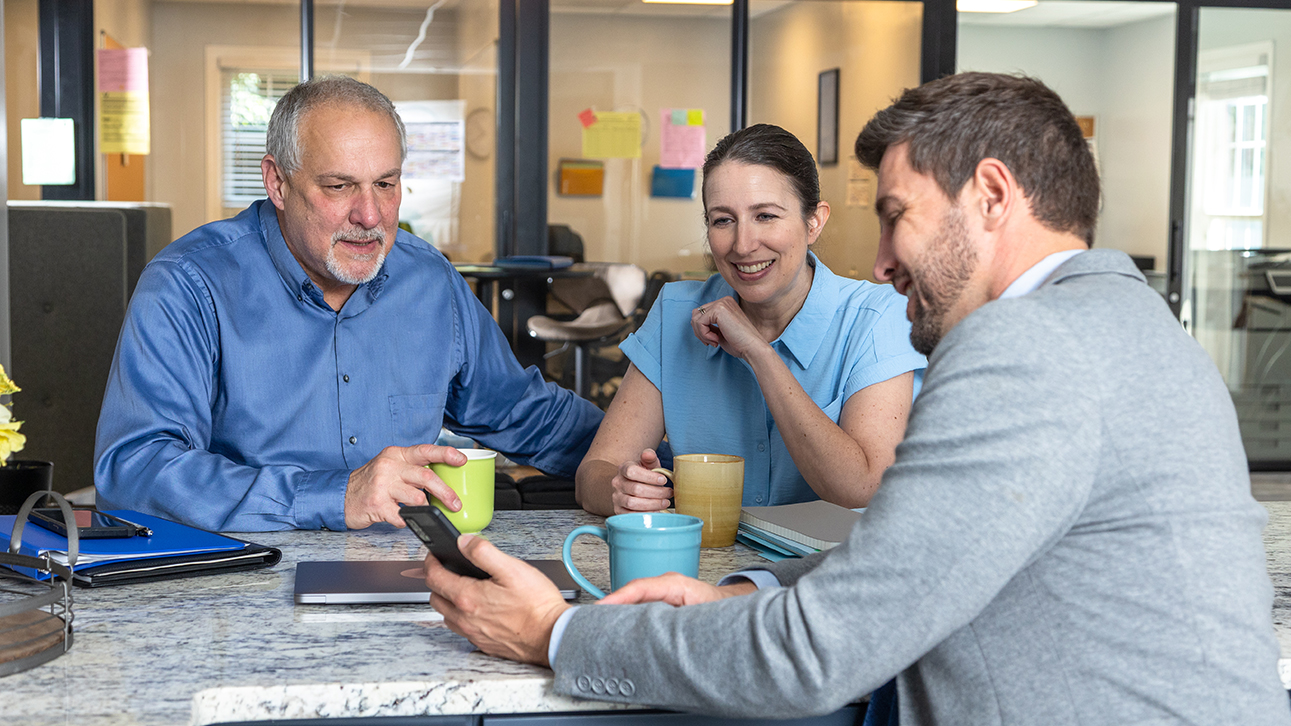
0 510 280 586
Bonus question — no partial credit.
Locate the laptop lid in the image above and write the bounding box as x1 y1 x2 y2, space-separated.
294 559 580 604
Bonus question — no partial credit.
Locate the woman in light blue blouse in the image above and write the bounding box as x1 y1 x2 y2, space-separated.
575 124 926 516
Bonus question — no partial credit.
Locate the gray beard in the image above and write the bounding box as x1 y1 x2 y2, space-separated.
908 207 976 356
326 228 387 285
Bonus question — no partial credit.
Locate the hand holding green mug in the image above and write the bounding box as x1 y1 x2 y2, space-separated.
429 448 498 533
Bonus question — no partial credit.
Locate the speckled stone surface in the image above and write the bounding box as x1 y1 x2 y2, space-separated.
0 510 771 725
8 504 1291 724
1262 502 1291 689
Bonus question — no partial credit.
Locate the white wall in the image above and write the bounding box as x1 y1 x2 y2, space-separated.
958 15 1176 269
547 13 730 275
750 1 924 281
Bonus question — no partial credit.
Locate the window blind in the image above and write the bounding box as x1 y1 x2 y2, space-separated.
221 70 297 210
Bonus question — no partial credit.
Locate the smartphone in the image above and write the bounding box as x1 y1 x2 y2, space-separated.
27 508 146 539
399 506 489 579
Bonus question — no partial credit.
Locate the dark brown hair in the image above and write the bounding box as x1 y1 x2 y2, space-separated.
702 124 820 220
856 72 1099 247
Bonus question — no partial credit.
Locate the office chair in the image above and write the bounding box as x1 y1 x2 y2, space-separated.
526 262 647 400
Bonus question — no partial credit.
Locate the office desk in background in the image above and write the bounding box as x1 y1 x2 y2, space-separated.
455 264 594 370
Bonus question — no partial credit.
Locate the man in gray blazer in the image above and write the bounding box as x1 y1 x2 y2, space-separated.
424 73 1290 724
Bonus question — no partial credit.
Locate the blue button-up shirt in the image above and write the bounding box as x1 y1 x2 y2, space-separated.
94 200 603 531
620 254 925 506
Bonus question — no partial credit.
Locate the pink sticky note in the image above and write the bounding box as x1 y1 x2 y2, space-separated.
660 120 706 169
578 108 597 129
98 48 148 93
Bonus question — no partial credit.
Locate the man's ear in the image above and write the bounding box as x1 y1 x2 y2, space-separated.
262 155 289 211
970 158 1018 233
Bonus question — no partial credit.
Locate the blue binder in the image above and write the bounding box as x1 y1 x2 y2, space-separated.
0 510 280 586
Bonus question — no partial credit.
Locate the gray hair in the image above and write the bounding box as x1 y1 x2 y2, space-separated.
266 75 407 177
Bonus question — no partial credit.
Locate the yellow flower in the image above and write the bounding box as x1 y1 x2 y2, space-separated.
0 420 25 462
0 364 18 396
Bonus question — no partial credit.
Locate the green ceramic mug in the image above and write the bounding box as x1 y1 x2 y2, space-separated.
429 448 497 533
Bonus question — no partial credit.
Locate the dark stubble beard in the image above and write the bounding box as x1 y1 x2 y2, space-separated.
908 206 977 356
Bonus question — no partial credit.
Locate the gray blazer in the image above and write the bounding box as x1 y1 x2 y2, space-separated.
552 250 1290 725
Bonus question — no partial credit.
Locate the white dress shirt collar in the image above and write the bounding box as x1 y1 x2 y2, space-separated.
998 249 1086 300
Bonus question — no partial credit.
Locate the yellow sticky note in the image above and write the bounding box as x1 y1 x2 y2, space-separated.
687 109 704 126
582 112 641 159
99 91 151 154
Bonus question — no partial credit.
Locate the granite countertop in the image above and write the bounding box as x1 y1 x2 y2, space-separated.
1 509 770 725
1263 502 1291 688
7 504 1291 725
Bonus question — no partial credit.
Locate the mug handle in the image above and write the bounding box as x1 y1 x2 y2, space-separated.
651 468 674 484
562 525 609 600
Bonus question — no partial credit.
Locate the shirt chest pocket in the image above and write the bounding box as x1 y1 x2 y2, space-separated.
389 393 448 446
820 393 846 424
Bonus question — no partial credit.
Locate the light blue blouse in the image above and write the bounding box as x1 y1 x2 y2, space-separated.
620 254 926 506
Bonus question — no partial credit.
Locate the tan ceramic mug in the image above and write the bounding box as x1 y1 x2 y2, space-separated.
652 454 745 547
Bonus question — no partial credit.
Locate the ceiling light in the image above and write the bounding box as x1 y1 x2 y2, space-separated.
642 0 734 5
957 0 1037 12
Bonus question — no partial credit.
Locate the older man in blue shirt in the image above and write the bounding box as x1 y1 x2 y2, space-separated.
94 76 603 532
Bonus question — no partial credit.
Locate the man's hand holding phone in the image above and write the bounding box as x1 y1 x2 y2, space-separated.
401 506 569 667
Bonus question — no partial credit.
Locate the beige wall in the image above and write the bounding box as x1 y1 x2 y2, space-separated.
5 0 39 201
547 13 730 274
150 1 300 238
750 1 923 282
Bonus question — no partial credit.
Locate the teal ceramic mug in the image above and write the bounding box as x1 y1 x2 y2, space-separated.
562 512 703 599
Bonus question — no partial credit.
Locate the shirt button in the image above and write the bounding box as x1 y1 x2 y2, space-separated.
757 443 766 452
343 375 350 383
756 496 763 503
297 295 303 301
349 436 357 445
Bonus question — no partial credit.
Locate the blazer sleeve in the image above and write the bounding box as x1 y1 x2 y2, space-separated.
551 301 1102 717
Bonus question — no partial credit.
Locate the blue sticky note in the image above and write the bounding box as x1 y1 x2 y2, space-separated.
651 166 696 199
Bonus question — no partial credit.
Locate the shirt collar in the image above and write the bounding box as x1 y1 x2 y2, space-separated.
998 249 1086 300
257 199 390 311
704 251 840 370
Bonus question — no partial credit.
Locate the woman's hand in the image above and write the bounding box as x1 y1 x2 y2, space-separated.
691 296 772 362
611 448 672 514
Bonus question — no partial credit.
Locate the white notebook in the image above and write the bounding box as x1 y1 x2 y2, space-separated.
739 500 863 551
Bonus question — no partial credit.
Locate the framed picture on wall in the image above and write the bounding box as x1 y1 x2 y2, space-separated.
817 68 840 165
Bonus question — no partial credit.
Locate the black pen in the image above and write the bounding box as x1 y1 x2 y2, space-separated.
110 514 154 537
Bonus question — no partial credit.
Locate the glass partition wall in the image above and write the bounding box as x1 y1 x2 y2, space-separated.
295 0 497 262
957 0 1178 290
547 0 731 274
750 0 923 282
1183 7 1291 468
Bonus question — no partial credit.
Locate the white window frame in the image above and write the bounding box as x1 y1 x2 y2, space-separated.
1190 41 1273 251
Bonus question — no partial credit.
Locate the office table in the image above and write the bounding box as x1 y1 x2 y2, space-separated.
8 504 1291 724
2 509 813 725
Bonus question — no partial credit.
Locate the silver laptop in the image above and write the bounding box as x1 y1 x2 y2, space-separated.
294 559 580 604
